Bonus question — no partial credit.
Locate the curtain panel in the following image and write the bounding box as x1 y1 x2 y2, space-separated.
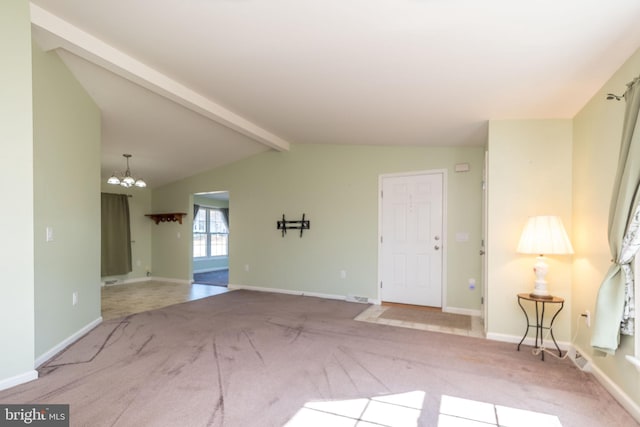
101 193 132 277
592 75 640 354
220 208 229 229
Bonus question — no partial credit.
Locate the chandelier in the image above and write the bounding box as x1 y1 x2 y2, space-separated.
107 154 147 188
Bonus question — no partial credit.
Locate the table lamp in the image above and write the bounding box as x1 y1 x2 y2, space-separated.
516 215 574 299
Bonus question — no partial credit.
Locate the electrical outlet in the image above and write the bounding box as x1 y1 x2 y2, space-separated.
340 270 347 279
582 310 591 328
72 291 78 306
244 264 250 272
468 278 476 290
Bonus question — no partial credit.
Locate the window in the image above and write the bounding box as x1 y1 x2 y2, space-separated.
193 208 228 257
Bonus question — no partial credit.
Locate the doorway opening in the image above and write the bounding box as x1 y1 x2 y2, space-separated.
192 191 229 287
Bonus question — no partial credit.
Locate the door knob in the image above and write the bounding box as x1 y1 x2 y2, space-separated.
434 245 440 250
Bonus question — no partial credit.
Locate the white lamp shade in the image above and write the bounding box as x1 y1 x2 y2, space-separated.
517 215 574 255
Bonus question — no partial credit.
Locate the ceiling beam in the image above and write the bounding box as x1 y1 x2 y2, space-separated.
29 3 290 152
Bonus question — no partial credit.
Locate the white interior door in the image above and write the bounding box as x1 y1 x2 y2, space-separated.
380 172 443 307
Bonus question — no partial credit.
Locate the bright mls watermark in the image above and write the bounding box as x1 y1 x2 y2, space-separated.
0 405 69 426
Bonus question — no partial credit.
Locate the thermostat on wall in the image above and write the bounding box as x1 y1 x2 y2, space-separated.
454 163 470 172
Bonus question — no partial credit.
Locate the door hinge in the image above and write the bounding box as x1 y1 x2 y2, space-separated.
380 281 383 288
481 297 484 304
380 236 383 244
381 190 383 198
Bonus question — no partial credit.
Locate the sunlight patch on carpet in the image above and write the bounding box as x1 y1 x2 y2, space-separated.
286 393 562 427
285 391 425 427
439 395 562 427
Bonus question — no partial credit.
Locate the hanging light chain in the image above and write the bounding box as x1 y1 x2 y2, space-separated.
107 153 147 188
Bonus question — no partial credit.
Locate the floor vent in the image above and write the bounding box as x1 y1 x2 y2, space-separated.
573 351 591 372
346 295 369 304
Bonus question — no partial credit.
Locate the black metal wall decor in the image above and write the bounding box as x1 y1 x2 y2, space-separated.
277 213 310 237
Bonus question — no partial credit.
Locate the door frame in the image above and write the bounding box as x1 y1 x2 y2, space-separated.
377 169 448 307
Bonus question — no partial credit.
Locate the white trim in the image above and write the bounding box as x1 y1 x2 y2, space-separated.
574 345 640 423
228 283 364 303
377 169 448 308
102 276 152 286
35 317 103 368
444 307 482 317
625 355 640 373
485 332 572 351
633 253 639 361
0 370 38 392
103 277 193 287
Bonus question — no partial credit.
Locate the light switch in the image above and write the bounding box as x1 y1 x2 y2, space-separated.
455 232 469 242
46 226 54 242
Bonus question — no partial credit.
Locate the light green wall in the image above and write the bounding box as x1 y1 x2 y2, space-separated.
573 47 640 407
487 120 573 340
153 144 484 310
32 44 102 358
0 0 35 382
101 183 152 282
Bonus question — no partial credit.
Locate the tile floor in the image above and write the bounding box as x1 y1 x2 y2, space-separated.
101 280 229 320
355 304 485 338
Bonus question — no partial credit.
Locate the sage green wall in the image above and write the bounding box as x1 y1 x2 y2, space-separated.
573 47 640 407
32 44 102 358
487 120 573 341
0 0 35 383
101 183 152 282
153 144 484 310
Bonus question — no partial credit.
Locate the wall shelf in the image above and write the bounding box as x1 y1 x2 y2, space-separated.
145 213 187 225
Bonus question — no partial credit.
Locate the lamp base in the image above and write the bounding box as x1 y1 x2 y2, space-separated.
530 256 553 299
529 292 553 300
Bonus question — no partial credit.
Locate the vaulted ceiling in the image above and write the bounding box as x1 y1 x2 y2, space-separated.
30 0 640 188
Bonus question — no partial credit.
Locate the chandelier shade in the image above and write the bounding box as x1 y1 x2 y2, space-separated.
107 154 146 188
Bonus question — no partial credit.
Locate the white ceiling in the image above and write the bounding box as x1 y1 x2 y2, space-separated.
29 0 640 188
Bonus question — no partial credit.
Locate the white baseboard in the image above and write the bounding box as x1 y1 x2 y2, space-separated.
228 283 358 303
35 317 102 368
0 370 38 392
489 334 640 423
103 277 193 287
102 277 151 286
573 344 640 423
486 332 571 351
444 306 482 317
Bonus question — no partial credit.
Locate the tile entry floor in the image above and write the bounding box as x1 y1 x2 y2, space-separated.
355 304 485 338
101 280 229 320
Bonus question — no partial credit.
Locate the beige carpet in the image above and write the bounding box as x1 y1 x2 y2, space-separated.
0 291 636 427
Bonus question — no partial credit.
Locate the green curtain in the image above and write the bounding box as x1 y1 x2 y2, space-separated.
592 76 640 354
101 193 132 277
